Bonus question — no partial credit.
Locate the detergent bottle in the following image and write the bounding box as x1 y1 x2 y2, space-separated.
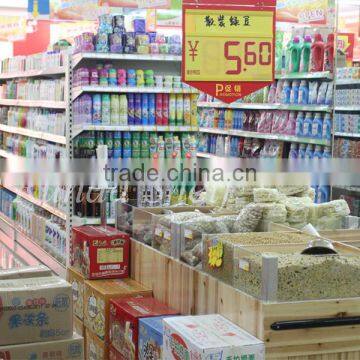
289 36 302 73
323 33 335 72
311 34 325 72
300 35 312 73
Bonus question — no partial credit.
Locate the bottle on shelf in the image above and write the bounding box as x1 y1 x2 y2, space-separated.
311 34 325 72
289 36 302 73
300 35 312 73
323 33 335 73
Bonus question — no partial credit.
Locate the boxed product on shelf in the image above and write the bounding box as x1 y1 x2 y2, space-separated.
0 275 72 346
337 67 360 80
163 315 265 359
0 333 84 360
0 265 52 280
85 328 107 360
72 225 130 280
138 316 175 360
67 267 85 321
74 315 85 337
232 241 360 302
109 297 179 360
84 278 152 343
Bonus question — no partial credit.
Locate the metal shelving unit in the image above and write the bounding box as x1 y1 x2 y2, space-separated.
0 99 66 109
0 66 66 80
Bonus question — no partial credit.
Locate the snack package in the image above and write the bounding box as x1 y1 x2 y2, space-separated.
67 267 85 321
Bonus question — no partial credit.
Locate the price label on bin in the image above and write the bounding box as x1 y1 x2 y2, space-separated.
182 1 276 103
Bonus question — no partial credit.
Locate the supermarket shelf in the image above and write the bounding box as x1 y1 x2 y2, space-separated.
197 102 332 112
336 79 360 86
0 99 66 109
73 216 115 226
73 52 182 68
72 124 199 138
0 124 66 144
199 127 331 146
335 106 360 112
0 212 66 277
73 85 197 99
334 132 360 138
2 184 67 220
0 67 65 80
275 71 333 80
197 152 224 159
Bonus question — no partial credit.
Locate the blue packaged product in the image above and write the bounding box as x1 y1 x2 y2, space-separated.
148 93 156 125
141 94 149 125
218 110 225 129
122 132 132 158
303 112 313 137
282 80 292 104
134 93 142 125
313 145 323 159
127 69 137 86
323 146 332 158
113 131 122 158
290 80 300 104
295 112 304 137
105 132 114 158
92 94 102 124
312 113 323 139
128 93 135 125
139 316 176 360
95 32 109 53
298 144 307 159
289 143 298 159
298 81 309 105
322 114 332 141
318 186 330 203
305 144 314 159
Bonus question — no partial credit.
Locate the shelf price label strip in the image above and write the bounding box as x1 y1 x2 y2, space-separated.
182 0 276 103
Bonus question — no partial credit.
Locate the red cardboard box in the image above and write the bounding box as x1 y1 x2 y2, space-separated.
72 225 130 280
109 297 178 360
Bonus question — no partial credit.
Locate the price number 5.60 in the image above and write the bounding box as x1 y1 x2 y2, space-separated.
225 41 272 75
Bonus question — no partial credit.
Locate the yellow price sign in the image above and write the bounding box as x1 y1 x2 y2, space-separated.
182 2 276 103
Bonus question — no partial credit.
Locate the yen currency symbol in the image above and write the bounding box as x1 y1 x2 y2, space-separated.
188 41 199 61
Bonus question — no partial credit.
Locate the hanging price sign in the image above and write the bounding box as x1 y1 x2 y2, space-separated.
182 0 277 103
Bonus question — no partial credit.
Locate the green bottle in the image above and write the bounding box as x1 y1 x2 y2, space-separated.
300 35 312 73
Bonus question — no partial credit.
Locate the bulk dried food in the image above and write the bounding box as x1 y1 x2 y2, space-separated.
315 215 343 230
253 188 280 203
318 199 350 218
181 243 203 267
235 185 257 197
152 224 172 255
296 187 316 201
159 211 206 227
276 185 309 196
281 197 313 223
235 252 360 301
258 203 287 223
232 204 263 233
133 223 152 245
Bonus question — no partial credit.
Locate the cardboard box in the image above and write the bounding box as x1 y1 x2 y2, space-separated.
74 316 85 337
67 267 85 320
109 345 125 360
139 316 175 360
0 265 52 280
85 328 107 360
84 278 152 343
72 225 130 280
163 315 265 359
0 275 73 346
109 297 178 360
0 333 84 360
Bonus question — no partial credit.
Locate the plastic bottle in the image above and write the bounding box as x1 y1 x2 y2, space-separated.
92 94 102 124
173 136 181 158
298 81 309 105
149 133 158 158
132 132 141 158
300 35 312 73
317 186 330 203
218 110 225 129
295 112 304 137
105 132 114 158
176 94 184 126
157 136 165 158
312 113 323 139
155 94 163 125
305 144 314 159
323 146 332 158
298 144 307 159
311 34 325 72
282 80 292 104
323 33 334 72
215 136 224 157
284 39 292 73
148 93 156 125
162 94 169 126
110 94 120 125
183 94 191 126
122 132 132 158
127 93 135 125
165 133 173 158
190 94 198 127
224 136 230 157
140 132 149 158
303 112 313 137
169 94 176 126
113 131 122 158
313 145 323 159
322 114 332 141
290 80 300 104
284 111 297 135
119 95 128 125
141 94 148 125
289 36 302 73
134 94 141 125
289 143 298 159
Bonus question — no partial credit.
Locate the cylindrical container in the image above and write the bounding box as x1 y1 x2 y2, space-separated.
156 94 163 125
176 94 184 126
141 94 149 125
110 95 120 125
169 94 176 126
148 94 156 125
92 94 102 124
117 69 127 86
127 69 136 87
128 94 135 125
162 94 169 126
99 68 108 86
101 94 111 125
134 94 142 125
105 132 114 158
132 132 141 158
113 131 122 158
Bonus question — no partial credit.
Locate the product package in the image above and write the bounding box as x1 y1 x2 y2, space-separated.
109 297 179 359
0 333 84 360
84 278 152 343
67 267 85 321
0 276 72 346
73 315 85 337
0 265 52 280
72 225 130 280
86 328 107 360
163 315 265 359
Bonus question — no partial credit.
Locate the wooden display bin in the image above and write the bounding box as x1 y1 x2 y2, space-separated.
130 236 360 359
